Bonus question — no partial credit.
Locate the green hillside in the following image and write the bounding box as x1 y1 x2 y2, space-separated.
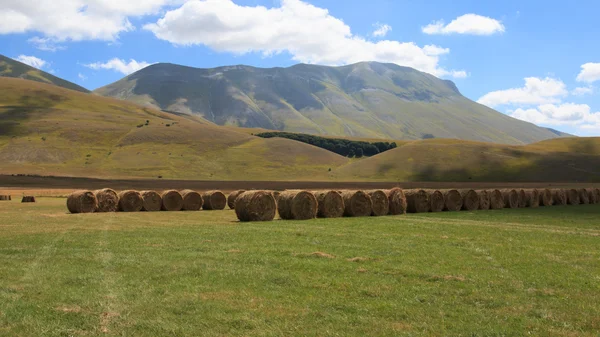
0 54 89 93
96 61 565 145
0 78 346 180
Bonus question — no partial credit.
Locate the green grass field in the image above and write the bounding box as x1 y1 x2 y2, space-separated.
1 198 599 336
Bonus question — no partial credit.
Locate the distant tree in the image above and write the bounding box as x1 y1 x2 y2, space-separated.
422 134 435 139
348 149 356 158
355 148 364 158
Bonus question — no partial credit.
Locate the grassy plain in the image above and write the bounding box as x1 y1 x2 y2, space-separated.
1 198 599 336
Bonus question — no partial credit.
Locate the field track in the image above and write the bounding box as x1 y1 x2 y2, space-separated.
1 175 599 193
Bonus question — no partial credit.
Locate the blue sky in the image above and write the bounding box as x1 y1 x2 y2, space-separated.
1 0 600 136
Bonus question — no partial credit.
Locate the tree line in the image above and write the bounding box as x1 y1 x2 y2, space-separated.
256 132 397 158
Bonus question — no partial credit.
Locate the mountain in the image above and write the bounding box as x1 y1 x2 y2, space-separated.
0 54 89 93
0 77 346 180
96 61 564 145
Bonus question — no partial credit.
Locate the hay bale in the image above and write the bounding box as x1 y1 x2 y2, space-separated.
578 188 590 204
67 190 97 214
460 189 479 211
313 190 344 218
367 190 390 216
94 188 118 212
117 190 143 212
517 189 528 208
525 189 540 208
271 191 281 200
552 189 567 206
161 190 183 211
427 190 444 212
227 190 246 209
586 188 597 204
441 189 463 212
181 190 203 211
342 191 373 217
405 190 430 213
595 189 600 204
566 189 580 205
201 190 226 210
478 190 491 210
387 188 407 215
235 191 277 222
278 190 318 220
21 196 36 203
501 189 519 209
489 190 504 210
539 189 553 206
140 191 162 212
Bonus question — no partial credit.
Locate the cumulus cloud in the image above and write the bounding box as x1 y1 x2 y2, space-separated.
576 63 600 83
144 0 465 78
372 23 392 38
14 55 47 69
85 58 153 75
28 36 66 51
422 14 505 35
510 103 600 131
0 0 185 41
572 86 594 96
477 77 568 108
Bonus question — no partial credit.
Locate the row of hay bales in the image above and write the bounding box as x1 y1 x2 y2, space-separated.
229 187 600 222
67 189 227 213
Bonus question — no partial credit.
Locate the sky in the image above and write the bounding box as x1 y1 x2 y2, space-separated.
1 0 600 136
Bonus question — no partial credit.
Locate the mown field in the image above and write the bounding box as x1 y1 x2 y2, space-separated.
1 198 599 336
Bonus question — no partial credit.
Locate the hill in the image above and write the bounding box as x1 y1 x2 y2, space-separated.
0 54 89 93
0 78 347 180
335 138 600 182
95 61 564 145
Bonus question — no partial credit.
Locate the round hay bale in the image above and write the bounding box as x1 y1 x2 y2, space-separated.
387 188 407 215
180 190 202 211
566 189 580 205
367 190 390 216
405 189 430 213
67 190 97 214
442 189 463 212
586 188 597 204
94 188 118 212
525 189 540 208
161 190 183 211
539 189 553 206
578 188 590 204
489 190 504 210
118 190 143 212
552 189 567 206
271 191 281 200
595 188 600 203
201 190 226 210
342 191 373 217
427 190 444 212
501 189 519 209
517 189 528 208
313 190 344 218
235 191 276 222
227 190 246 209
140 191 162 212
278 190 318 220
478 190 491 210
460 189 480 211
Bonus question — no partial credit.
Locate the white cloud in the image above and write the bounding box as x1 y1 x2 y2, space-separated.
85 58 153 75
28 36 66 51
510 103 600 132
576 63 600 83
572 86 594 96
78 73 87 81
144 0 465 78
422 14 505 35
372 23 392 38
477 77 568 108
14 55 47 69
0 0 185 41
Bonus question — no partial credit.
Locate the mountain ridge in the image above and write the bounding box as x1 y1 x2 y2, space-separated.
95 61 564 145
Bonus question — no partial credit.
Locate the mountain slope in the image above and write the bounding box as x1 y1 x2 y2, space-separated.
0 77 346 180
96 61 563 145
0 54 89 93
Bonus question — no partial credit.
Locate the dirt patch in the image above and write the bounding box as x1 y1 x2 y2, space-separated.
347 257 370 262
55 305 82 313
296 251 336 259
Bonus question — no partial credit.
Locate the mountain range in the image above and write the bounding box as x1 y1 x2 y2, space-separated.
94 61 566 144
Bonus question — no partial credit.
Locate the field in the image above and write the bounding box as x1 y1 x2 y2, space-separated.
1 197 599 336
